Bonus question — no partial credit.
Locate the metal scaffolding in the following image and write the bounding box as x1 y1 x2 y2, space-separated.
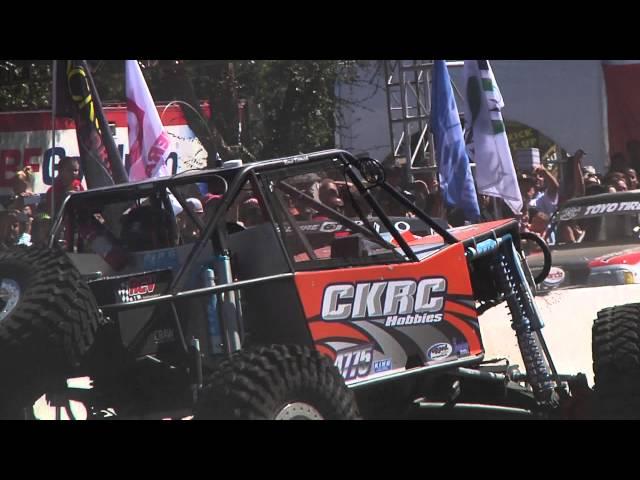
383 60 464 187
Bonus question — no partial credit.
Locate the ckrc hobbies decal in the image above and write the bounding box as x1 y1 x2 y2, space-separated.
321 277 446 327
334 344 373 380
118 274 158 303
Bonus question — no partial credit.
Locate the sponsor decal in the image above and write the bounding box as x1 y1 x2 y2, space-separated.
558 206 581 221
427 342 453 361
152 328 175 344
562 201 640 220
334 344 373 380
373 358 392 373
321 277 447 327
288 219 426 235
583 201 640 216
283 155 310 165
542 266 565 286
143 249 179 271
452 339 470 357
118 274 158 303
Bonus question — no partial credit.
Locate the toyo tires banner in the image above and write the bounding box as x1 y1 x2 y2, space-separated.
0 103 210 196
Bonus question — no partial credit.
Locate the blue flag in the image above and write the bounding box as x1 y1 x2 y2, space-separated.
432 60 480 223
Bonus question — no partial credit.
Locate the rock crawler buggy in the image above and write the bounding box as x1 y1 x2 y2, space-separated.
0 149 593 419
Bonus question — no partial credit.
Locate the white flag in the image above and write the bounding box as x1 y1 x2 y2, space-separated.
463 60 522 215
126 60 171 181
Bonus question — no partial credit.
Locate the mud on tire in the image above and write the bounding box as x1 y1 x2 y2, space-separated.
194 345 361 420
592 303 640 419
0 247 100 415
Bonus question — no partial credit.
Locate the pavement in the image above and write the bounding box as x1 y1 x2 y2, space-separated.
479 284 640 387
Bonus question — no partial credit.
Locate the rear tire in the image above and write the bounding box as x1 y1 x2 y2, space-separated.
0 247 100 417
195 345 361 420
592 303 640 419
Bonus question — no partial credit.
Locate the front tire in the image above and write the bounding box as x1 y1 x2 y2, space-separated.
592 303 640 419
0 247 100 417
195 345 360 420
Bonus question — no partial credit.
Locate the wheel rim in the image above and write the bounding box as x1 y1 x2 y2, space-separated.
274 402 324 420
0 278 20 322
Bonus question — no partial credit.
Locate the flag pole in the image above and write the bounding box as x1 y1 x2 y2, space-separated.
81 60 127 184
50 60 58 219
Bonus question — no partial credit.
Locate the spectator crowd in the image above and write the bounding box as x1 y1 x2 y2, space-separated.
2 146 639 250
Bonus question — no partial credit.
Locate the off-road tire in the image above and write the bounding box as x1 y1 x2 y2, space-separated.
0 247 100 416
194 345 361 420
592 303 640 419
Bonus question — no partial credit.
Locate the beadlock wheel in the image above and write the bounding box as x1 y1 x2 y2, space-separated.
0 278 20 323
274 402 324 420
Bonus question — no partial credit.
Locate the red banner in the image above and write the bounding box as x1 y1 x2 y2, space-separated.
604 63 640 171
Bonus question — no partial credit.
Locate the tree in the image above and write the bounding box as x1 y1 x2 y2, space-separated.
0 59 371 163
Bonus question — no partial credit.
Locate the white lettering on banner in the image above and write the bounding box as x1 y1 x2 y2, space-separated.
321 277 447 327
583 202 640 216
0 123 207 196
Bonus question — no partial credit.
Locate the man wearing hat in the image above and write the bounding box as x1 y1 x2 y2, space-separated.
177 197 204 243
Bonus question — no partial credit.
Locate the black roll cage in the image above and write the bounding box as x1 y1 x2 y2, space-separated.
50 149 460 357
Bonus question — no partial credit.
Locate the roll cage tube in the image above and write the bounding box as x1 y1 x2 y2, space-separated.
270 185 319 261
276 181 398 253
338 156 418 262
335 150 458 246
379 181 458 245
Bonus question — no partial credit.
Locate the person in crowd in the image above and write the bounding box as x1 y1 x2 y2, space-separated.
409 180 430 212
477 194 512 223
558 220 587 244
238 197 263 227
0 211 20 249
317 179 345 216
528 208 551 238
583 166 600 189
529 163 560 216
585 179 607 196
30 213 52 248
560 149 586 204
177 197 204 243
603 171 628 192
12 167 36 197
121 205 164 251
16 212 31 246
625 167 639 190
45 156 84 215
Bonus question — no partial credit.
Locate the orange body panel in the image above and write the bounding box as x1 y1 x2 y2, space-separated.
294 241 483 366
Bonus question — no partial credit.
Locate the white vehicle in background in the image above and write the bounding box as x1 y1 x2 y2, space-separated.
527 190 640 292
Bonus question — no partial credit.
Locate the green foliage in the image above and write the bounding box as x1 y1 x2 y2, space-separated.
0 61 52 110
0 59 370 161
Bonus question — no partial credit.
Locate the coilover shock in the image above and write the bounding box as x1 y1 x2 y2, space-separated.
467 234 558 407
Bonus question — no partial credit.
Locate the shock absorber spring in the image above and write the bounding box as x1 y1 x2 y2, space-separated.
494 242 557 405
